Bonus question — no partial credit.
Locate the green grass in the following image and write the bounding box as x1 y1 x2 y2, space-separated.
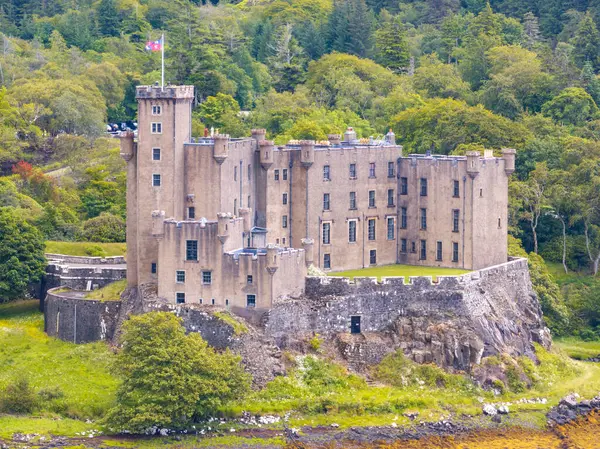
213 311 249 335
45 241 126 257
554 337 600 360
0 415 95 439
85 280 127 301
0 300 118 422
330 263 470 281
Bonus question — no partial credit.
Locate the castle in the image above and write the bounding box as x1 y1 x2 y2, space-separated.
120 85 516 312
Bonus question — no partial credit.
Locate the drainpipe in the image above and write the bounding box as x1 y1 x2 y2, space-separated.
362 212 365 268
73 302 77 344
318 216 322 269
462 176 466 269
239 160 243 210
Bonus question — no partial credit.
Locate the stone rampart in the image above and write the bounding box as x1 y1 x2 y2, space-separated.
43 264 126 296
44 289 122 344
45 254 126 265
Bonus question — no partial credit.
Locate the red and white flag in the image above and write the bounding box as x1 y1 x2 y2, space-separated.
145 39 162 52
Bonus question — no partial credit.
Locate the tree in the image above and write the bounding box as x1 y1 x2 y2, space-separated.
0 208 46 302
104 312 250 433
547 171 576 273
81 213 126 243
523 12 541 49
542 87 599 126
97 0 121 37
327 0 375 58
580 61 600 106
373 14 410 73
572 12 600 70
413 54 471 100
198 93 242 130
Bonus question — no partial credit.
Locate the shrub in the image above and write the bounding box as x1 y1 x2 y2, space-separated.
85 244 107 257
0 377 37 414
309 334 322 352
81 213 125 243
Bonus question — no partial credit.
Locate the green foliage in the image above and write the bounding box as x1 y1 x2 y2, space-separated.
309 334 322 352
85 279 126 301
0 208 46 302
374 14 410 72
542 87 599 126
0 376 37 414
413 54 472 101
81 213 126 243
213 311 249 336
105 312 251 433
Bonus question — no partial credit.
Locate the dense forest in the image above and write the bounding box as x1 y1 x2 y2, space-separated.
0 0 600 337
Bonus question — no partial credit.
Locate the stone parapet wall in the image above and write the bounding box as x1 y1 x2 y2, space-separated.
44 289 121 343
43 264 126 296
45 254 126 265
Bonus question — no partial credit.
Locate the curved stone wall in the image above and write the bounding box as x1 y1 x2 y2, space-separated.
44 289 121 344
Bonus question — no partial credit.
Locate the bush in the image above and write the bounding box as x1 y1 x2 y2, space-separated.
0 377 37 414
85 244 107 257
309 334 322 352
81 213 125 243
539 235 589 272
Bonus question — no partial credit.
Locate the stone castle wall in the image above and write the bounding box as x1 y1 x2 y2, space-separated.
44 289 122 344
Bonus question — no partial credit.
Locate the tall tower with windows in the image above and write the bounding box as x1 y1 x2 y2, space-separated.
120 85 194 287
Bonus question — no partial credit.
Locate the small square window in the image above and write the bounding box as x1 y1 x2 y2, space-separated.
199 298 203 304
211 298 215 305
202 271 212 284
152 174 161 187
153 148 161 160
247 294 256 308
151 122 162 134
188 207 195 219
176 292 185 304
226 299 229 306
247 275 253 284
369 249 377 265
274 170 280 181
152 105 161 115
151 262 157 274
388 161 395 178
324 253 331 269
401 238 407 253
176 270 185 283
186 240 198 260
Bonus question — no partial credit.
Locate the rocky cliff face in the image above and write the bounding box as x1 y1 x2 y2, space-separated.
264 258 551 373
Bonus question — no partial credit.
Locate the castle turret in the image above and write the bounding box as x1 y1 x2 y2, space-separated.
300 140 315 168
466 151 480 179
385 129 396 146
239 207 252 233
259 140 274 170
213 134 229 164
217 212 231 244
301 238 314 267
343 127 357 144
251 129 266 143
266 244 279 274
328 134 341 145
151 210 165 238
502 148 516 175
119 131 136 161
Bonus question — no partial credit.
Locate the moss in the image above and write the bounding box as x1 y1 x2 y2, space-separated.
214 311 248 335
45 241 126 257
309 334 322 352
84 279 126 301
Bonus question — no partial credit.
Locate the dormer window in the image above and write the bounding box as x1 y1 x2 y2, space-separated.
152 105 162 115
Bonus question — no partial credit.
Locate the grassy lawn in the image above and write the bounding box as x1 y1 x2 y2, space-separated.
330 264 470 281
554 338 600 360
85 280 127 301
45 241 126 257
0 300 118 422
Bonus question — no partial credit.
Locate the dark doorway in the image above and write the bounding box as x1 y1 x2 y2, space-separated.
350 316 361 334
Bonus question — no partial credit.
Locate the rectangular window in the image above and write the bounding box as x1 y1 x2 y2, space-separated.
400 177 408 195
348 220 357 243
248 195 251 208
411 241 416 253
282 215 288 228
234 199 237 216
436 241 443 261
282 193 288 205
324 253 331 269
176 270 185 283
247 275 253 284
323 165 330 180
370 249 377 265
322 222 331 244
151 262 157 274
368 218 376 241
420 178 428 196
188 207 195 219
401 207 407 229
453 209 460 232
421 208 427 230
420 240 427 260
401 238 407 253
152 174 161 187
369 162 376 178
452 242 459 262
248 164 251 181
151 122 162 134
247 294 256 308
152 105 161 115
387 217 395 240
349 163 356 179
387 189 394 206
274 170 279 181
176 292 185 304
283 168 288 180
453 180 460 198
349 191 357 210
388 161 395 178
186 240 198 260
368 190 376 208
323 193 330 210
152 148 161 160
202 271 212 285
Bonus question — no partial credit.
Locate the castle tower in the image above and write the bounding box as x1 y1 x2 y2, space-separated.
122 85 194 286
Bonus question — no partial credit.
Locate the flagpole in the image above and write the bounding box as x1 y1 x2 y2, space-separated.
161 33 165 90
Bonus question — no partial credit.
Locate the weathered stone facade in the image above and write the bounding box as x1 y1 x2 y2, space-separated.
121 85 515 309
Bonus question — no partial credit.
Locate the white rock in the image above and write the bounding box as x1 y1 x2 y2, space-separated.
483 404 497 416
